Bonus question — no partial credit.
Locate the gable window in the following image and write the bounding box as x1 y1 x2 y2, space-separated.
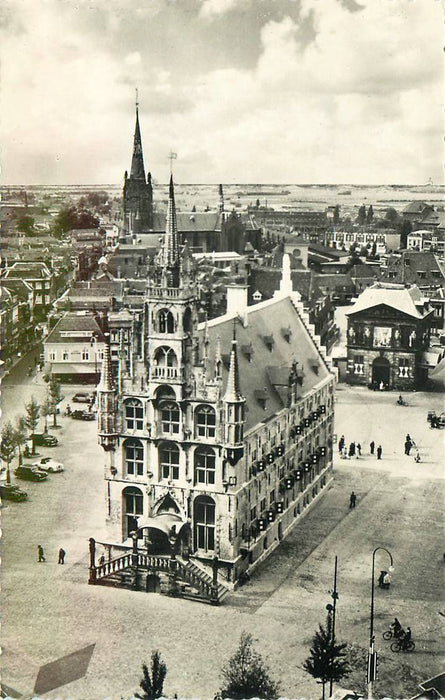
124 439 144 477
62 351 69 361
125 399 143 431
160 401 180 434
194 446 216 485
159 442 180 480
195 405 216 438
82 349 89 361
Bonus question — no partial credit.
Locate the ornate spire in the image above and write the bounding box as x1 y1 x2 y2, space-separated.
224 324 244 402
158 174 180 278
130 94 146 180
97 338 114 392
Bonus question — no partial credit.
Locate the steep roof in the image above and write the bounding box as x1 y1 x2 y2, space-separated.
45 312 105 344
201 295 332 432
345 283 433 320
402 201 431 215
151 211 222 233
383 251 444 287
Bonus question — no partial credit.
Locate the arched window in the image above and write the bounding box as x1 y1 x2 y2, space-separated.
159 442 180 480
158 309 174 333
160 401 180 434
154 346 177 367
124 438 144 476
183 307 192 333
195 405 216 438
194 496 215 551
123 486 143 539
194 446 216 485
124 399 143 430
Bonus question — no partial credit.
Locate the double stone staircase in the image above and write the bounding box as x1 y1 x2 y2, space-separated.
89 550 230 605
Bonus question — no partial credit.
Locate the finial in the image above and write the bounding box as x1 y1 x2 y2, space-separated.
135 87 139 109
168 151 177 174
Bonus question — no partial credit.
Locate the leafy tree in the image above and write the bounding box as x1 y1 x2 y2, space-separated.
304 623 350 700
48 375 64 427
24 396 40 454
135 650 167 700
366 205 374 223
385 207 399 224
52 205 99 237
220 631 280 700
1 421 17 484
16 214 36 236
357 204 366 225
333 205 340 225
371 241 377 258
41 395 52 434
13 415 28 466
398 219 412 249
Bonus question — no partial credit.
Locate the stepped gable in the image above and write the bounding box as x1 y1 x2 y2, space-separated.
201 296 331 431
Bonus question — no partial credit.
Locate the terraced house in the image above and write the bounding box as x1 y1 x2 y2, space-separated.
89 177 335 604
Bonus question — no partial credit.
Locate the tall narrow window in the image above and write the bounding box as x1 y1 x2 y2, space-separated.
158 309 174 333
159 442 180 480
124 439 144 476
194 446 216 485
125 399 143 430
194 496 215 551
123 486 143 539
195 405 216 438
160 402 180 434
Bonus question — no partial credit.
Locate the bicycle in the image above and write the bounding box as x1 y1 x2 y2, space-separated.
391 639 415 653
383 627 404 641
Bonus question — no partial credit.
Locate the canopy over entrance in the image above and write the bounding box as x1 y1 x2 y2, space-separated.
136 512 187 536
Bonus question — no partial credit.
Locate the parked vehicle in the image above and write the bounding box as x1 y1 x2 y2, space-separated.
30 433 58 447
14 465 48 482
427 411 445 429
72 392 93 403
31 457 64 473
0 483 28 501
70 409 95 421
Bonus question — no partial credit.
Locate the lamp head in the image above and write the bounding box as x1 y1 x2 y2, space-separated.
389 565 395 573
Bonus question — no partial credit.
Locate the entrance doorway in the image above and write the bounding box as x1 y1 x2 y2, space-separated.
146 573 161 593
372 356 390 386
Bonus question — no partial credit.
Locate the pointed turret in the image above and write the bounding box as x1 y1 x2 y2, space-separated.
158 174 180 285
97 339 118 452
130 102 146 180
224 326 243 403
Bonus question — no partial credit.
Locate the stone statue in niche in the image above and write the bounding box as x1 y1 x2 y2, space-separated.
409 330 416 347
348 326 356 341
394 329 400 343
364 326 371 341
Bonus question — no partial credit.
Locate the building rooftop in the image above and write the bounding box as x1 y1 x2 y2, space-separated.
201 295 332 432
45 312 106 344
345 283 433 320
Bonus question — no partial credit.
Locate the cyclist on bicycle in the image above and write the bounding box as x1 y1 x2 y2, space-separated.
402 627 412 649
392 618 403 637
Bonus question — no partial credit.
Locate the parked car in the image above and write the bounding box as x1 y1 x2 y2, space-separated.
14 465 48 482
30 433 58 447
0 483 28 501
70 409 95 421
31 457 64 473
72 392 93 403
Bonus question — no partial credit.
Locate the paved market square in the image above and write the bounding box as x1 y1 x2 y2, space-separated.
1 370 444 699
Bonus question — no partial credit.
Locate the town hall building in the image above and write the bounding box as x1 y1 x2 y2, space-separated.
89 177 335 604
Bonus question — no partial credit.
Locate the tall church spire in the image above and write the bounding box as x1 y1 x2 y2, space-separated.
130 92 146 180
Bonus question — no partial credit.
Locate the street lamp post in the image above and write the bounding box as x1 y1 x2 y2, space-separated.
368 546 394 700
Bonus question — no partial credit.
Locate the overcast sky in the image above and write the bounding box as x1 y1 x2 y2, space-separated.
0 0 443 185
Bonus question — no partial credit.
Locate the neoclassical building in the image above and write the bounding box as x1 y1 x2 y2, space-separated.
90 177 335 603
345 283 434 390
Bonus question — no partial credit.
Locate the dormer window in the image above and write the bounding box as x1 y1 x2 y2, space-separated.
241 344 254 362
254 388 268 410
263 334 275 352
281 326 292 343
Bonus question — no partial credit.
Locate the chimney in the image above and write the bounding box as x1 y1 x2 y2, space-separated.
226 284 249 324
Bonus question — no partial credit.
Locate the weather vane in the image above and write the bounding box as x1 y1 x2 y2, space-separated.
168 151 178 173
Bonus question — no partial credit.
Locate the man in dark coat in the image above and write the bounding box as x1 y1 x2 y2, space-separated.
370 440 375 455
377 445 383 460
349 492 357 508
58 548 66 564
38 545 46 562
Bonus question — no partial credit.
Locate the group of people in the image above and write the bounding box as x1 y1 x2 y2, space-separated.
338 436 383 460
391 618 412 650
38 545 66 564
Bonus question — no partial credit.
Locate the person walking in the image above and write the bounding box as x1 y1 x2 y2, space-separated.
404 439 412 455
356 443 362 457
58 548 66 564
414 449 421 463
349 491 357 508
338 435 345 453
38 545 46 562
370 440 375 455
377 445 383 460
348 442 356 458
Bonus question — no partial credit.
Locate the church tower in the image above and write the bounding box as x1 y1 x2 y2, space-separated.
122 94 154 239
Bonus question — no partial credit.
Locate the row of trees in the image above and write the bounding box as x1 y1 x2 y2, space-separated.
0 377 63 483
135 625 350 700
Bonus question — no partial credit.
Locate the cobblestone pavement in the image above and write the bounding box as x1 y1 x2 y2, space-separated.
1 382 443 699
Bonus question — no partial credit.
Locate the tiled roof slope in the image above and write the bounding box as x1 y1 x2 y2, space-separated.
152 211 222 233
345 283 433 319
200 296 331 432
383 251 444 287
45 313 105 344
